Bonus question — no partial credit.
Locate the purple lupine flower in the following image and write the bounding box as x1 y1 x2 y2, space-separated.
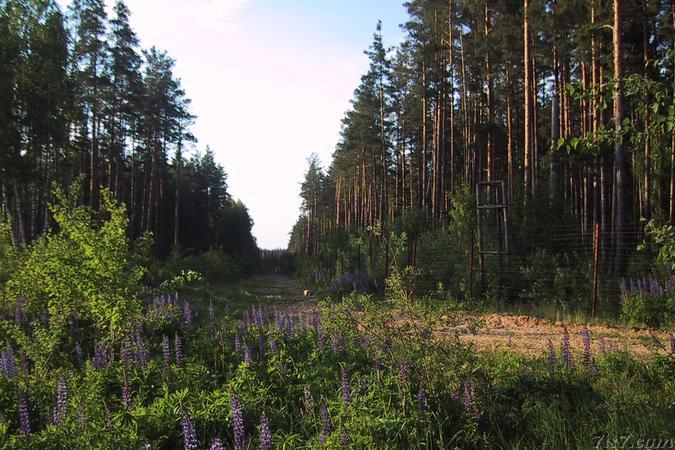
649 278 664 298
140 445 152 450
121 382 133 410
340 427 350 447
373 357 381 372
451 388 460 403
418 382 428 412
231 394 245 450
398 362 408 383
162 335 170 370
669 335 675 355
18 393 30 436
181 414 199 450
340 366 351 404
210 438 224 450
75 342 83 367
319 401 332 444
259 412 273 450
92 343 107 369
175 334 183 367
258 333 266 362
547 339 557 372
1 345 17 379
274 309 282 329
581 327 596 371
243 344 253 367
561 327 572 367
54 377 68 426
462 381 480 420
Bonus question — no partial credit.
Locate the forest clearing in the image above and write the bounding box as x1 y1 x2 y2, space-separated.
2 0 675 448
238 275 672 360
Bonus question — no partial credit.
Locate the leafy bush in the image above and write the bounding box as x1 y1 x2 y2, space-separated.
620 277 675 327
5 182 148 364
149 249 252 289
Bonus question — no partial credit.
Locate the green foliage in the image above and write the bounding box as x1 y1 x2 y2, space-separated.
0 214 18 311
1 275 673 447
620 292 654 327
7 182 147 358
641 219 675 272
149 249 253 290
620 285 674 328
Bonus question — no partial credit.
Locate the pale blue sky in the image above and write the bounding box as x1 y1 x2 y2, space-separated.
56 0 409 249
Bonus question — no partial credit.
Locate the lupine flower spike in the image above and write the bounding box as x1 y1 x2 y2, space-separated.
181 414 199 450
340 366 351 404
162 335 170 370
231 394 245 450
259 412 273 450
18 393 30 436
54 377 68 426
319 400 332 444
561 327 572 367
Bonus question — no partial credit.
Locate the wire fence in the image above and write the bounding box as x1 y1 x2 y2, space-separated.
412 216 657 318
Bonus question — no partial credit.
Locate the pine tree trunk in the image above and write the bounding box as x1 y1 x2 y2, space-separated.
550 47 562 207
613 0 629 277
485 5 495 183
506 65 514 209
524 0 533 201
174 142 182 249
448 0 455 196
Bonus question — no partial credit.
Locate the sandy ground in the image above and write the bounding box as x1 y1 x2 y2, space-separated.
241 275 674 359
438 313 672 358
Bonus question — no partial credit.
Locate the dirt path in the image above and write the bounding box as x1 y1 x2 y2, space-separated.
238 274 318 314
238 275 673 358
437 313 673 358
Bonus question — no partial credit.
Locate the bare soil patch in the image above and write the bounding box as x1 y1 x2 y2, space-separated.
240 276 673 359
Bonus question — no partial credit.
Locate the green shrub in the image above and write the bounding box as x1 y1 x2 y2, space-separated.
619 278 675 327
6 182 148 364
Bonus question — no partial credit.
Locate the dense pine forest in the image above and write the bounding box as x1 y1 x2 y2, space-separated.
0 1 673 448
290 0 675 317
0 0 257 264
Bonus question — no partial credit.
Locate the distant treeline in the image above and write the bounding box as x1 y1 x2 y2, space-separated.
0 0 257 259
